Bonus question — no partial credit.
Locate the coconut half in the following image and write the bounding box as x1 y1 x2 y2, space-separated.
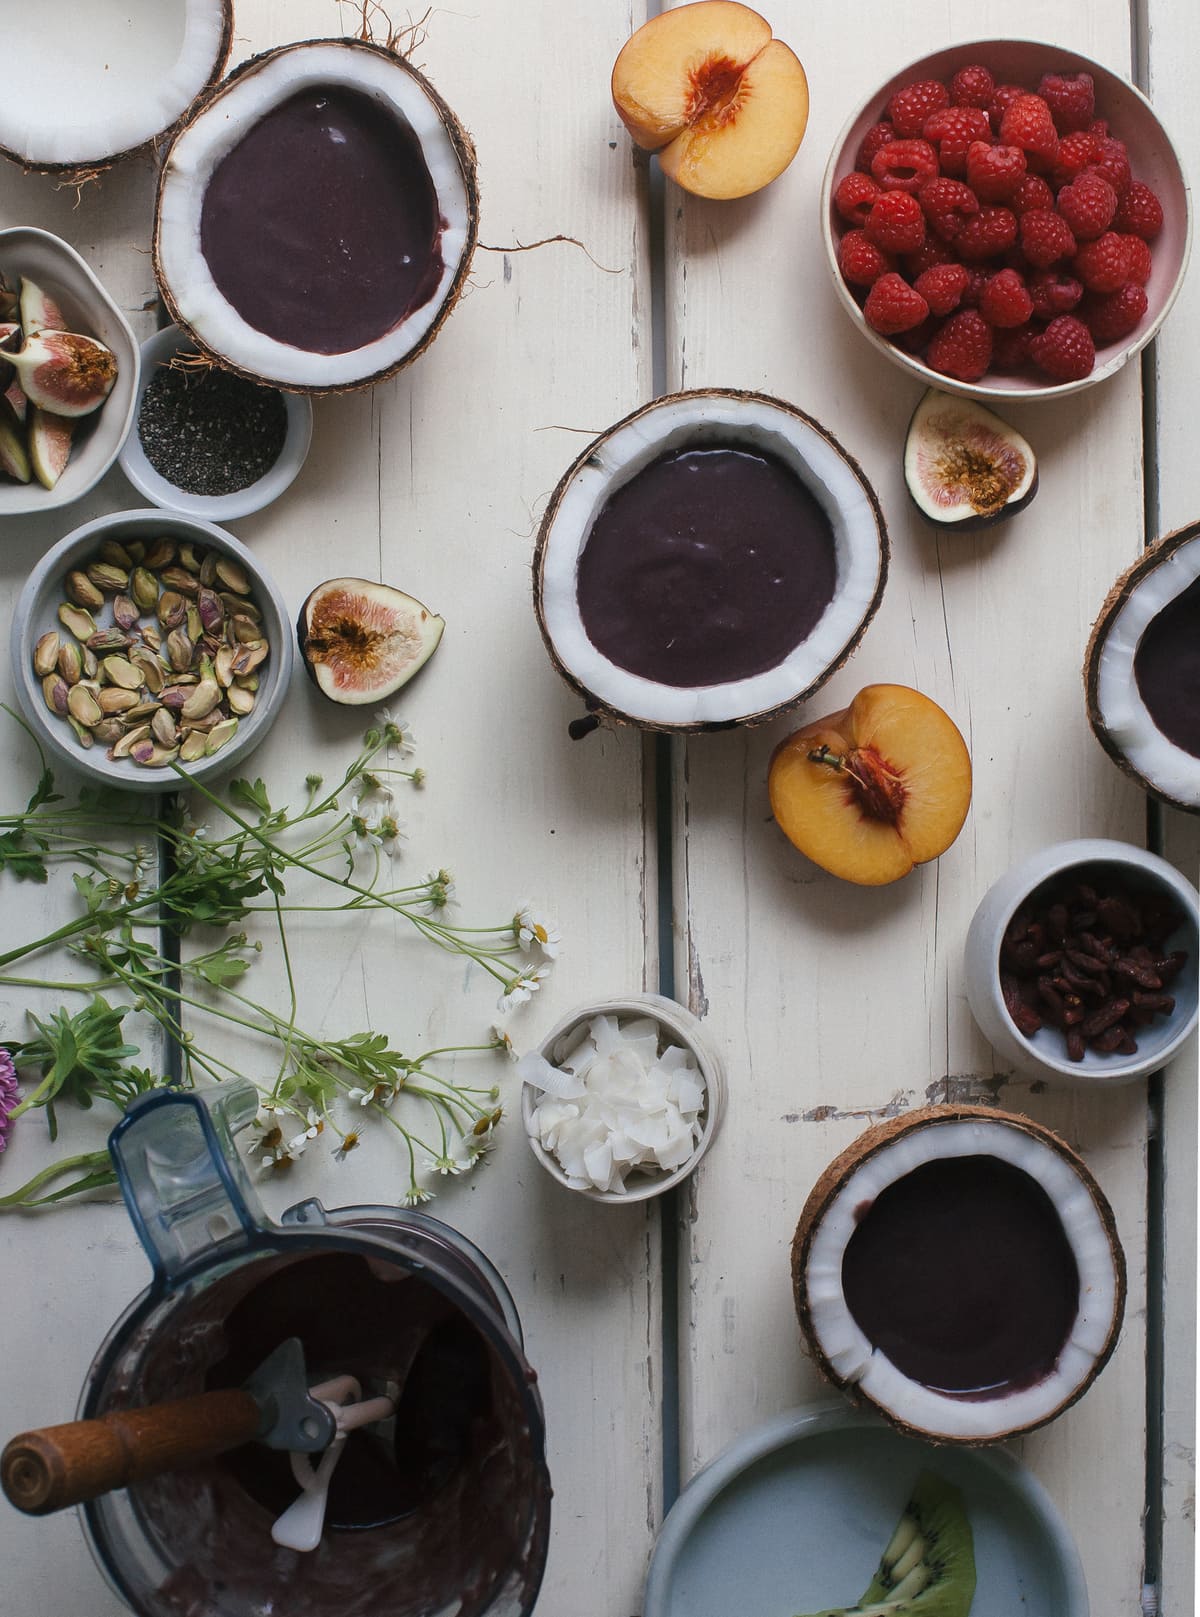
792 1105 1125 1444
533 389 888 731
153 39 478 393
1085 521 1200 812
0 0 232 175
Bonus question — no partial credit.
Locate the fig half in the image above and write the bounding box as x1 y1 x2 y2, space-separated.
904 389 1037 531
297 578 445 706
28 408 75 491
6 330 118 417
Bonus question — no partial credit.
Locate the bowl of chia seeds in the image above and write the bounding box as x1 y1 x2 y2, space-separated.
118 324 312 520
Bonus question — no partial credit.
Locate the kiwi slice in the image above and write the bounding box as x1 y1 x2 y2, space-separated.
794 1471 976 1617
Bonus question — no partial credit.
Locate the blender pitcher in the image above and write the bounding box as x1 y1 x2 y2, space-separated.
67 1082 550 1617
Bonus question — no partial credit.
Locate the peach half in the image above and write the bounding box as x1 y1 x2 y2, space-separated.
769 684 972 885
611 0 809 200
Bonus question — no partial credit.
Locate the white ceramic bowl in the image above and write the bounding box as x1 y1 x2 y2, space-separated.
822 40 1192 401
0 227 139 515
964 838 1199 1084
119 324 313 520
10 508 295 793
521 993 725 1203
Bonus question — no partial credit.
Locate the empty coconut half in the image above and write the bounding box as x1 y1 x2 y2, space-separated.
534 389 888 731
1086 520 1200 812
792 1104 1124 1444
154 39 478 392
0 0 232 175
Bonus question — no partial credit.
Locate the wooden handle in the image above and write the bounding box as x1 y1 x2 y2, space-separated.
1 1389 262 1516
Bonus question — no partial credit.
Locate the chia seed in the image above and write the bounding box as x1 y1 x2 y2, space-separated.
137 356 288 496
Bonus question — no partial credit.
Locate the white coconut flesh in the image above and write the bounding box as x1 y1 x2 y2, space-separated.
803 1118 1120 1442
537 393 886 727
0 0 229 169
155 43 473 391
1090 528 1200 809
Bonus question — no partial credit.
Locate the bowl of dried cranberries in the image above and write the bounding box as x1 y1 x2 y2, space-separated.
822 41 1191 399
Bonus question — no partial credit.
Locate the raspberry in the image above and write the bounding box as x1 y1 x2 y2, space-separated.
927 309 993 381
958 266 991 308
894 314 942 355
838 229 894 287
864 272 930 335
903 234 956 277
1037 71 1095 134
1088 118 1110 140
992 322 1037 370
1029 314 1095 380
957 205 1018 261
871 138 939 193
1113 180 1164 240
1020 209 1077 268
834 171 882 226
1000 94 1059 170
922 105 990 175
1056 172 1118 240
887 79 950 138
1081 283 1149 344
1010 174 1055 214
965 140 1026 203
856 121 896 172
950 64 995 110
914 262 969 315
988 83 1026 135
864 190 926 253
1122 235 1153 285
919 177 980 241
1086 137 1131 196
1050 130 1103 188
1073 231 1132 293
1028 269 1084 318
979 267 1033 327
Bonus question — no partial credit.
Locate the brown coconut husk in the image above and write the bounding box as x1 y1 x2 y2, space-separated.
0 0 233 179
151 37 479 397
531 388 890 735
1083 518 1200 814
791 1102 1126 1445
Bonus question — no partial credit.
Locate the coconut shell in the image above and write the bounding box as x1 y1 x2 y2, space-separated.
152 38 479 397
0 0 233 179
1083 518 1200 814
532 388 890 734
791 1102 1126 1445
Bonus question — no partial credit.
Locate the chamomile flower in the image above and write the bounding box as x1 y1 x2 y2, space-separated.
401 1184 433 1207
348 1081 393 1107
334 1131 361 1162
287 1109 324 1157
490 1023 519 1061
514 903 562 961
425 1151 469 1177
496 964 551 1016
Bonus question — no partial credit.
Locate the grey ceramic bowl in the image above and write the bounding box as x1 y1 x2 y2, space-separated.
521 993 725 1204
118 324 312 520
644 1404 1088 1617
0 226 140 515
11 508 294 793
964 838 1199 1085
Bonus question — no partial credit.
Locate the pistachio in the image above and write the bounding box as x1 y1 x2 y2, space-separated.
97 687 140 715
112 594 141 631
204 717 239 755
59 604 97 640
98 538 133 570
186 604 203 643
151 707 178 747
179 731 208 763
234 672 259 692
161 565 200 597
222 592 260 621
87 627 131 654
140 624 163 652
183 708 225 732
160 685 191 711
67 684 102 727
157 590 186 630
65 570 104 610
32 631 60 677
233 642 269 675
101 656 143 691
86 562 129 593
111 724 152 759
124 700 162 721
141 539 176 571
231 616 263 645
124 539 146 565
178 542 202 574
42 673 69 716
166 629 194 672
214 645 237 687
131 567 160 612
68 715 95 749
199 549 219 587
130 647 165 693
214 557 251 594
81 648 99 680
197 587 225 635
226 683 256 716
57 642 83 684
182 678 222 722
94 717 126 745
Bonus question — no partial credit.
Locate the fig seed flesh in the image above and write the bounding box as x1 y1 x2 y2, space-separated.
297 577 445 706
904 389 1037 531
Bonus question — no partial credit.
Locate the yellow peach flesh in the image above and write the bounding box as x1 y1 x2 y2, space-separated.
611 1 772 150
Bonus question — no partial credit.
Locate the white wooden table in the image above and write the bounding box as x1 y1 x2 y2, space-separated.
0 3 1196 1614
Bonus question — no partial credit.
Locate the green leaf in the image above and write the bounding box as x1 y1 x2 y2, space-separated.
73 871 111 913
229 777 273 818
24 767 62 815
0 832 48 882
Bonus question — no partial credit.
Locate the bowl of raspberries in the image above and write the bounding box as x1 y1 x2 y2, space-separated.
822 41 1191 397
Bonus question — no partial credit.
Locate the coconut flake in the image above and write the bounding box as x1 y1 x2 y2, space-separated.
525 1013 706 1192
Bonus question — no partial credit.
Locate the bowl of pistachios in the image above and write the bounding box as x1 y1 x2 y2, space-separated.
11 508 294 791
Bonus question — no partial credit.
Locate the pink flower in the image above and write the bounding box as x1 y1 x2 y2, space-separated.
0 1048 20 1153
